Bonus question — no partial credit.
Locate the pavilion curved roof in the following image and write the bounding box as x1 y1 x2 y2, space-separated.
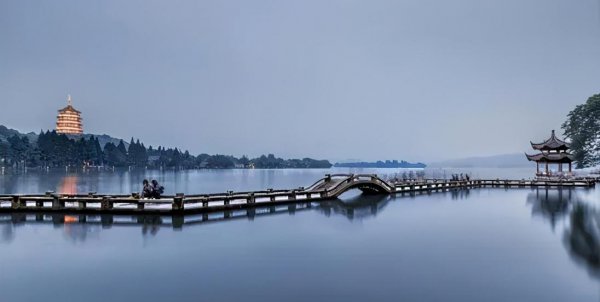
525 152 574 162
530 130 570 150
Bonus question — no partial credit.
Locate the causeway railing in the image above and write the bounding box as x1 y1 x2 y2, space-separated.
0 175 595 214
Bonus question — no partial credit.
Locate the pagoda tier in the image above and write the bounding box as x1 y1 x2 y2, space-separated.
525 152 574 162
56 95 83 135
530 130 570 151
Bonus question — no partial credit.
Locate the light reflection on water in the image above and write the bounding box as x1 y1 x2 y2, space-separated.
0 169 599 302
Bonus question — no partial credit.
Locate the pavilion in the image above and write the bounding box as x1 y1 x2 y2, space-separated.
525 130 574 177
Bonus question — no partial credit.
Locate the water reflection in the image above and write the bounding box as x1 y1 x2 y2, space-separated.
564 203 600 279
319 194 391 221
4 187 600 285
527 188 574 230
63 216 101 243
0 188 476 244
1 223 15 244
59 176 79 194
0 203 346 242
526 188 600 280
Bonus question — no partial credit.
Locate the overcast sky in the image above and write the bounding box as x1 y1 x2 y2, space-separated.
1 0 599 162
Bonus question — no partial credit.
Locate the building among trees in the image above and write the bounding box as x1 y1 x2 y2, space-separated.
526 130 574 177
56 95 83 135
0 124 332 170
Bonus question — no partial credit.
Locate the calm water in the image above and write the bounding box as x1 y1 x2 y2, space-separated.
0 167 533 195
1 168 599 302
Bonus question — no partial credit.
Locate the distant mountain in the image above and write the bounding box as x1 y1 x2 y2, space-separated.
0 125 37 143
334 160 426 168
428 153 534 168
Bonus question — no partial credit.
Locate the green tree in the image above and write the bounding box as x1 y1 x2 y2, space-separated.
105 142 127 166
7 135 30 165
562 94 600 168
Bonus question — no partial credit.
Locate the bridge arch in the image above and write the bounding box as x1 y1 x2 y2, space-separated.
341 182 390 196
325 176 393 198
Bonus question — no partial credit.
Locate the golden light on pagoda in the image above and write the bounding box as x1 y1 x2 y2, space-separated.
56 94 83 135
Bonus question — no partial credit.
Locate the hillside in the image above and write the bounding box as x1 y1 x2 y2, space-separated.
1 125 128 150
0 125 38 144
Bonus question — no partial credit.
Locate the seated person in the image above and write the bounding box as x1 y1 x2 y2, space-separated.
151 179 164 199
142 179 153 198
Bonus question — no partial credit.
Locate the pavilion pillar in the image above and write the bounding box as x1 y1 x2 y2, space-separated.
536 162 539 174
558 163 562 172
545 162 549 175
568 162 572 173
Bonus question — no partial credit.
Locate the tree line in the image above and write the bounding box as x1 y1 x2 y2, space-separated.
0 130 332 169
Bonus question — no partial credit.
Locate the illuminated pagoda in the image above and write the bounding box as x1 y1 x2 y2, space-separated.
525 130 573 177
56 95 83 135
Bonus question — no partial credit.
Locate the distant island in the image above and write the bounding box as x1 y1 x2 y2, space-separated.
0 125 332 170
334 160 426 168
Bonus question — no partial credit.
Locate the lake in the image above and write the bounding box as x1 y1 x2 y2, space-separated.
1 168 599 302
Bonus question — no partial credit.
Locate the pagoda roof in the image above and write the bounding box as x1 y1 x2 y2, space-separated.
525 152 574 162
530 130 570 150
58 105 81 114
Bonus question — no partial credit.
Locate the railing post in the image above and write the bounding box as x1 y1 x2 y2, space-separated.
173 193 184 211
268 189 275 202
288 191 296 201
52 194 64 210
101 196 113 210
247 193 255 204
18 197 27 208
37 192 50 208
11 196 20 209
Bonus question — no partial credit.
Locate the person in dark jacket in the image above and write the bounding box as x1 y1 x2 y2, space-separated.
142 179 152 198
151 179 164 199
